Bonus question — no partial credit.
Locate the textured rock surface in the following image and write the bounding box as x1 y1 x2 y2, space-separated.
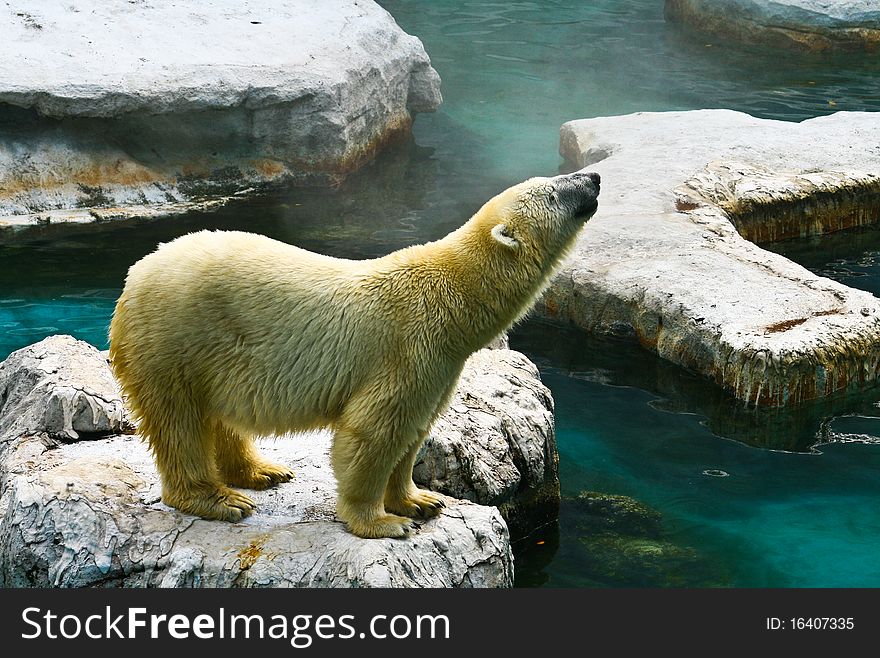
0 335 127 448
0 336 563 587
416 349 558 539
547 110 880 406
0 433 511 587
0 0 441 228
665 0 880 51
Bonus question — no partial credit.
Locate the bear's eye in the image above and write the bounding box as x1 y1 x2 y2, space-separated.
549 192 559 205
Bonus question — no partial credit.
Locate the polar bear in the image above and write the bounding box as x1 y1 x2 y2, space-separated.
109 171 600 538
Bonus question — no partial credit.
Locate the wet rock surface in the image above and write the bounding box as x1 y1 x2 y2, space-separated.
548 109 880 406
0 0 441 229
665 0 880 51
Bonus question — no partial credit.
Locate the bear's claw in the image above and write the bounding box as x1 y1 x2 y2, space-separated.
385 488 447 520
225 461 294 490
164 485 257 522
346 513 416 539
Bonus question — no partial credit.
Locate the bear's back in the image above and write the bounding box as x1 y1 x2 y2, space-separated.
114 230 411 432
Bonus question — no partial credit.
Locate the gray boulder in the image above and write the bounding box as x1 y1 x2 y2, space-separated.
665 0 880 51
548 109 880 406
0 336 558 586
0 334 127 445
0 0 441 229
416 349 559 539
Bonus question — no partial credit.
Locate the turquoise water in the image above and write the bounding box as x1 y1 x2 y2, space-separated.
510 324 880 587
3 0 880 586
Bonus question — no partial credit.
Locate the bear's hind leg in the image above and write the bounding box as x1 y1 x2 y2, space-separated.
213 422 294 490
146 405 256 522
384 438 446 519
331 424 415 539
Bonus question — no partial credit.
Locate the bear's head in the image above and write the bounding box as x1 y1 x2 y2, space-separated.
483 170 600 268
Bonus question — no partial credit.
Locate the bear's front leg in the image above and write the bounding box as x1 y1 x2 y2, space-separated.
149 413 258 522
331 424 417 539
213 423 294 490
384 439 446 519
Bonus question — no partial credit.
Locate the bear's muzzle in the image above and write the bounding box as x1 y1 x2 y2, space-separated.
554 170 600 221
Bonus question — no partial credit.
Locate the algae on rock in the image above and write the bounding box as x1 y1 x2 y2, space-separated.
516 492 727 588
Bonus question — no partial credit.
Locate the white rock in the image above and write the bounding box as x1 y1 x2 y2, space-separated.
0 0 441 227
665 0 880 50
0 433 511 587
0 335 127 444
548 109 880 406
0 336 565 586
0 0 440 118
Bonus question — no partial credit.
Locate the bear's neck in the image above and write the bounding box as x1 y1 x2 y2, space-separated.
392 229 551 357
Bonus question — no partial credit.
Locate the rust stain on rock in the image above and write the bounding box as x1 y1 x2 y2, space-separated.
250 158 286 178
675 198 701 212
765 317 808 333
0 158 165 196
765 308 841 334
237 535 270 571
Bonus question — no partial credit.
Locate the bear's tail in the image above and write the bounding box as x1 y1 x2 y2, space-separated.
108 290 142 426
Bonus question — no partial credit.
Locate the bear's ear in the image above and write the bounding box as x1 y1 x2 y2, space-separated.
491 223 519 249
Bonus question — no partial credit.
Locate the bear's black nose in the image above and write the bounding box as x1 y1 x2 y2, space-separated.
588 172 600 187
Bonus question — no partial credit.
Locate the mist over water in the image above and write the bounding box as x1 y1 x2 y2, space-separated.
3 0 880 586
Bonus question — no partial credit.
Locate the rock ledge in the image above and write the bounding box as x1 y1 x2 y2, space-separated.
0 335 559 587
548 110 880 406
0 0 442 229
665 0 880 51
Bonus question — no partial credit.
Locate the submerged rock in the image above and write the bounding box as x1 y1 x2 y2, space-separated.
568 492 722 588
665 0 880 51
566 492 662 538
0 336 558 587
0 0 441 229
548 110 880 406
575 534 721 588
517 492 725 588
